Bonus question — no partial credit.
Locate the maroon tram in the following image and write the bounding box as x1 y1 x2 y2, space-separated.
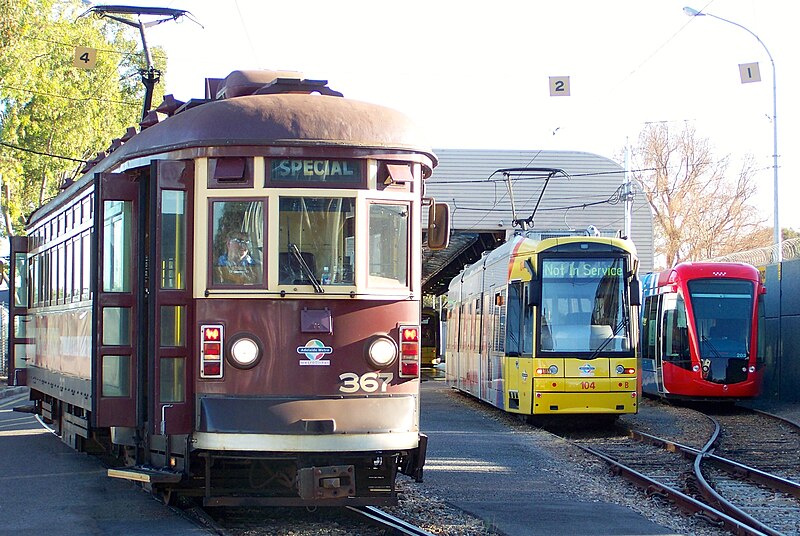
640 262 765 401
5 70 449 506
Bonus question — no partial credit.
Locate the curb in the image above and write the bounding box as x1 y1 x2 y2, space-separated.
0 386 29 400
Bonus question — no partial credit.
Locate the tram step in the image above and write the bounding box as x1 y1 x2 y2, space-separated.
107 467 183 484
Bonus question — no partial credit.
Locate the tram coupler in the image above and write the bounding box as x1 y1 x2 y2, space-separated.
297 465 355 500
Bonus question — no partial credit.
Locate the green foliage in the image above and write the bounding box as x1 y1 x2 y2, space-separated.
0 0 167 236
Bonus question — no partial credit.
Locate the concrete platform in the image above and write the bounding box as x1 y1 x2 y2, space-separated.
0 388 210 535
418 376 678 536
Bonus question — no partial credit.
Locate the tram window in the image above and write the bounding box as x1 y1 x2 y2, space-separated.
506 281 522 356
102 355 131 397
103 201 133 293
494 289 506 353
161 305 186 347
161 190 186 290
72 236 81 302
82 231 91 299
368 203 408 287
13 253 28 308
522 285 534 355
211 200 264 286
160 357 185 403
278 197 356 285
661 294 691 368
65 240 73 302
642 296 659 360
102 307 131 346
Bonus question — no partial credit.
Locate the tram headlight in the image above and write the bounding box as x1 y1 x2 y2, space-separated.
366 336 398 369
227 333 263 369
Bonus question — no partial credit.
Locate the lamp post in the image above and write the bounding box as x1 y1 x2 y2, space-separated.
683 6 781 262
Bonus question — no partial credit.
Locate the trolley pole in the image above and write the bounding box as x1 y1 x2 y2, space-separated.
77 5 198 121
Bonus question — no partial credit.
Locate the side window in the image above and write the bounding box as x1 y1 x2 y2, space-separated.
210 200 264 286
506 281 523 356
161 190 186 290
662 294 691 369
642 296 659 360
13 252 28 308
103 200 132 293
522 285 534 355
368 203 408 287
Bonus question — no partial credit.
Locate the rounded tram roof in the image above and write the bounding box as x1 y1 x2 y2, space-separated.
94 92 437 174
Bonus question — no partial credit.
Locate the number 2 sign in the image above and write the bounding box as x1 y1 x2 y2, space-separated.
549 76 571 97
73 46 98 70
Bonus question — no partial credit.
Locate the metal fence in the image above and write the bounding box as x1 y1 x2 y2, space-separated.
710 237 800 267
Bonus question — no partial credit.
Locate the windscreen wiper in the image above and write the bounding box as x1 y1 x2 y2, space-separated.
290 243 323 293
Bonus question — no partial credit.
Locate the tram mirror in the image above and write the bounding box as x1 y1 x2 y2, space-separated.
630 278 641 306
427 203 450 250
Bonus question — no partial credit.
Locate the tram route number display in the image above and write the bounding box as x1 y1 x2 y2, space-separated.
542 260 623 278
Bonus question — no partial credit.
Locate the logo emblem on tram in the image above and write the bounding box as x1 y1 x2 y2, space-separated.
578 363 596 376
297 339 332 366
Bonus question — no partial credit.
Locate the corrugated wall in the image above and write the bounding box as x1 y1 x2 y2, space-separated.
426 149 655 272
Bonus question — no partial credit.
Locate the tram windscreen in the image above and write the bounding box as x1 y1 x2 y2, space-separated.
539 257 630 353
688 279 753 359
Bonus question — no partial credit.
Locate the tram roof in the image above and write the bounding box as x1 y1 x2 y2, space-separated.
93 93 437 175
28 71 437 226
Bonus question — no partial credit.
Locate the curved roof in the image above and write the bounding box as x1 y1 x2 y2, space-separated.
95 93 437 174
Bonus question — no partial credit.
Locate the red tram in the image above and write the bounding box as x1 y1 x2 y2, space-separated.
5 70 449 506
640 262 765 401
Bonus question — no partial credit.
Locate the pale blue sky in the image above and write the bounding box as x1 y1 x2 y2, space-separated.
105 1 800 230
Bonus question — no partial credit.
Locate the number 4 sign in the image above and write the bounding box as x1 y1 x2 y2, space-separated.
549 76 571 97
73 46 97 69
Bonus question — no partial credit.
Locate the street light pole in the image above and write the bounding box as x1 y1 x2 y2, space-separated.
683 7 781 262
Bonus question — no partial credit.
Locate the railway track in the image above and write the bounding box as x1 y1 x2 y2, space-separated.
181 503 435 535
569 408 800 536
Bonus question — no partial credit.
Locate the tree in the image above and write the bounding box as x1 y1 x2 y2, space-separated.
630 122 769 269
0 0 166 237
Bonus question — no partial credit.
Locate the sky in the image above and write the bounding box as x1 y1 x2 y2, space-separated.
98 0 800 231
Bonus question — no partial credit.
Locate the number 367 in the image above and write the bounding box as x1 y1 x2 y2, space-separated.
339 372 393 393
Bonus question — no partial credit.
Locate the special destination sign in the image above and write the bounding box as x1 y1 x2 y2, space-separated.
270 159 362 182
542 259 623 278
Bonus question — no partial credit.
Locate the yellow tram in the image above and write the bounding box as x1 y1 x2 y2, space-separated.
445 231 640 417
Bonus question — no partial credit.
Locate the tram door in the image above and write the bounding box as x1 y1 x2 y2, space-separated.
147 160 194 438
93 171 141 427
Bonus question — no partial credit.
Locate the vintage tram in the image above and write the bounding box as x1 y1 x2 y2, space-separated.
445 230 640 418
6 70 449 506
640 262 765 401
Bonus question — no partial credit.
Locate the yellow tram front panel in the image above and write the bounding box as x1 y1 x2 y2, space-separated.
531 357 638 414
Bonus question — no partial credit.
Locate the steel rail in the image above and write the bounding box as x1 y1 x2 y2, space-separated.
346 505 435 536
692 415 784 536
630 429 800 498
573 442 769 536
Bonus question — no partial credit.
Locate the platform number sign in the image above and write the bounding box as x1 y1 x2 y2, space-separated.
73 46 97 69
549 76 571 97
739 62 761 84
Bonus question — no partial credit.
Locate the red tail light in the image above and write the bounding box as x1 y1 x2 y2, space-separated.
200 324 224 379
399 325 420 378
